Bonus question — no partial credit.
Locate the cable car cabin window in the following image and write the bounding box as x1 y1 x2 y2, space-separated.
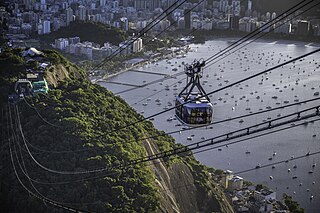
175 99 182 117
181 105 212 125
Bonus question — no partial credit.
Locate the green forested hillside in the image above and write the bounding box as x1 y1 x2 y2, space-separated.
0 48 233 212
37 21 126 46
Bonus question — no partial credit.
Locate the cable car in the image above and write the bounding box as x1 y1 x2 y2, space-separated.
14 79 33 97
175 59 213 126
32 79 49 95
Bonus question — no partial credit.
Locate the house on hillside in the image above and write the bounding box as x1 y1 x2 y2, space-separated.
20 47 44 58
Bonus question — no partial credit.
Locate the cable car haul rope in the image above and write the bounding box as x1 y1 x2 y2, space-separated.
175 59 213 126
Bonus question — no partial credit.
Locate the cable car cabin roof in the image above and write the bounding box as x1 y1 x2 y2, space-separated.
32 81 47 85
176 94 212 106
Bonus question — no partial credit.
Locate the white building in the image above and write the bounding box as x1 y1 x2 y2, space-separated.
257 21 270 32
177 17 185 29
37 22 43 35
66 7 73 26
133 38 143 53
42 20 51 34
219 0 228 13
227 176 244 192
248 0 252 14
136 20 147 30
78 5 86 21
221 170 234 189
239 17 256 32
112 0 119 9
40 0 47 11
254 189 277 203
100 0 106 7
62 2 68 10
55 38 69 50
120 17 129 31
119 40 132 55
232 0 241 16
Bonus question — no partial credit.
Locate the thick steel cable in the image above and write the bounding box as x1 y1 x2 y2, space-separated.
205 0 320 68
93 0 187 71
204 0 315 64
20 96 320 154
11 110 320 185
98 48 320 135
15 100 320 175
112 0 317 97
7 106 91 213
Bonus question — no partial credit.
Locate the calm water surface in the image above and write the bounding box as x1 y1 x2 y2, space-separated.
99 38 320 212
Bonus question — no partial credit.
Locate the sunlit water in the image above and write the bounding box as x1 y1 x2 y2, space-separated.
98 38 320 212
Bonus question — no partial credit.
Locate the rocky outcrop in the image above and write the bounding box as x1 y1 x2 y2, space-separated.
144 139 234 213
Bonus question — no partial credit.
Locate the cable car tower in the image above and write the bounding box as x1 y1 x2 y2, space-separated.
175 59 213 126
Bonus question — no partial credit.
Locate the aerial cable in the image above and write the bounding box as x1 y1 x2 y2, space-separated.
192 117 320 157
130 0 207 52
18 96 320 154
11 132 106 207
93 0 187 71
11 98 319 182
114 71 186 95
10 101 178 206
125 76 187 102
93 0 185 69
15 101 320 175
12 131 61 205
135 106 320 162
130 97 320 143
10 114 320 186
11 102 320 184
98 48 320 135
97 3 320 133
102 0 208 94
7 108 91 213
204 0 315 65
14 105 89 175
8 104 45 197
235 150 320 175
17 49 320 155
11 100 318 211
111 0 317 96
8 140 92 212
21 1 317 136
205 0 320 68
23 97 61 128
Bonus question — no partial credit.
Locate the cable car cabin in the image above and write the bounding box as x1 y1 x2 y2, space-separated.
175 94 213 125
32 79 48 95
14 79 33 97
175 59 213 126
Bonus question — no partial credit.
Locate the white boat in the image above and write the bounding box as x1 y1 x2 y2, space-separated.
167 117 173 122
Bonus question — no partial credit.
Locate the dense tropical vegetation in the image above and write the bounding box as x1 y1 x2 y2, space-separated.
0 48 232 212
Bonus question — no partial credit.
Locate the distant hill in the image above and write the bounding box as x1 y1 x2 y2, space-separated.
38 21 126 46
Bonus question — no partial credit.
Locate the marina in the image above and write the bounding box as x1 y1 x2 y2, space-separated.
99 38 320 212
